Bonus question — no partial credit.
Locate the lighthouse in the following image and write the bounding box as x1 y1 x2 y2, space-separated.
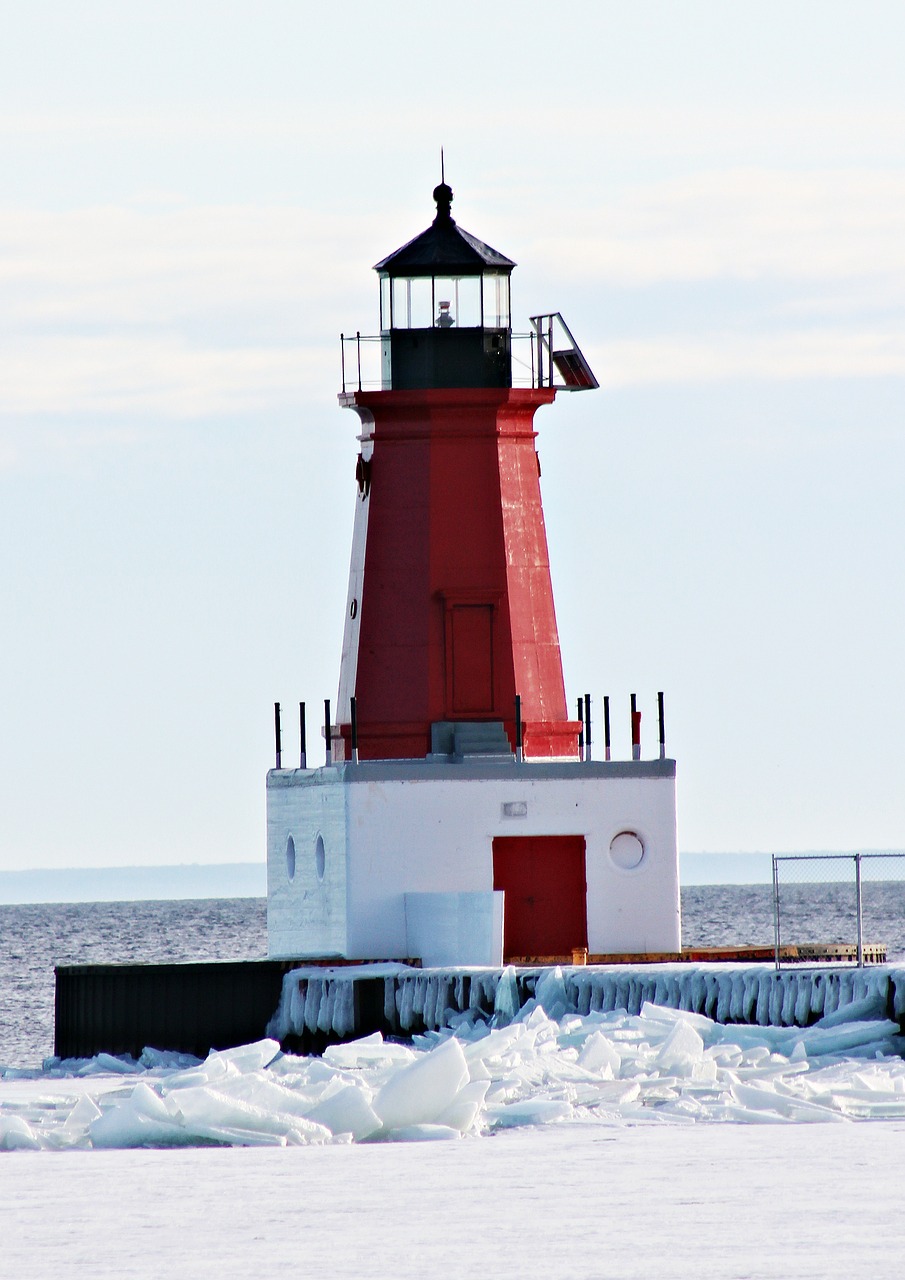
267 181 680 966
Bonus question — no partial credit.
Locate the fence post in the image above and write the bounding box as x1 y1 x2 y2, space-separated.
855 852 864 967
772 855 781 970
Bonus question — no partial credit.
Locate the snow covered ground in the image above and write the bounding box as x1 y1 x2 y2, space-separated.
1 1124 901 1279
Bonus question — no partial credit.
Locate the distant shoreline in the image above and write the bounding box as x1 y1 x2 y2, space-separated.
0 863 267 905
2 851 902 903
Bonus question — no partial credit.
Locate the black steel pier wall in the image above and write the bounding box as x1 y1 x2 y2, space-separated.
56 959 905 1061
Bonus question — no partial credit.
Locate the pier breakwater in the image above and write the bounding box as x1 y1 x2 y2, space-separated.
55 959 905 1062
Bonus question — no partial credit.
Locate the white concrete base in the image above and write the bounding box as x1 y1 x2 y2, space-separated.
266 758 681 961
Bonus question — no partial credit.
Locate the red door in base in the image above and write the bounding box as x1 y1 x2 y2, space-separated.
492 835 588 959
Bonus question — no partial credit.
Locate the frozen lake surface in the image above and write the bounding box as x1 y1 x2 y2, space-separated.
1 1122 900 1279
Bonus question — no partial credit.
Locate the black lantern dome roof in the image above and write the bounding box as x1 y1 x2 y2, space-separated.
374 184 515 277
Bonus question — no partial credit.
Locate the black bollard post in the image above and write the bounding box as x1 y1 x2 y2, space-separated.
631 693 641 761
658 691 666 760
274 701 282 770
603 695 611 762
324 698 332 766
584 693 592 762
299 701 307 769
577 697 584 762
515 694 523 763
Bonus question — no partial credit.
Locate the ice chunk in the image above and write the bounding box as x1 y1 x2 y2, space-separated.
323 1033 416 1070
534 967 569 1019
0 1115 43 1151
372 1037 469 1131
305 1085 382 1141
655 1019 705 1077
90 1099 189 1149
168 1085 332 1145
207 1040 282 1073
799 1020 901 1059
577 1030 620 1077
139 1047 203 1070
493 966 520 1022
730 1080 845 1123
487 1098 573 1127
77 1054 141 1077
162 1056 234 1091
813 994 890 1028
382 1124 462 1142
640 1001 715 1037
434 1080 490 1134
93 1053 143 1075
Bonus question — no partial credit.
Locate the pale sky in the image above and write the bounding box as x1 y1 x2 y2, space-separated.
2 1 904 870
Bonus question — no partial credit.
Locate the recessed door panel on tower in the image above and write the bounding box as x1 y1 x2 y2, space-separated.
449 604 494 713
492 835 587 958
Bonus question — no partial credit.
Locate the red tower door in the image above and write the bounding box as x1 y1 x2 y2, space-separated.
448 604 494 714
492 835 588 959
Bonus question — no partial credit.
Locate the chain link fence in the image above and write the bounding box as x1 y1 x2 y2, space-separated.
772 853 905 967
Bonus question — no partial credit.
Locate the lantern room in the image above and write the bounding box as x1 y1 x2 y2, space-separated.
375 181 515 391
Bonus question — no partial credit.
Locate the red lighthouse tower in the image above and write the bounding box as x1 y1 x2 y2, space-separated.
267 181 679 965
335 180 593 762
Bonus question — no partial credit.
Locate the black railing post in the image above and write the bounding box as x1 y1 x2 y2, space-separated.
515 694 523 763
324 698 332 766
658 691 666 760
350 695 360 764
356 331 362 391
274 701 282 770
584 693 592 762
603 694 611 761
577 696 584 761
299 701 307 770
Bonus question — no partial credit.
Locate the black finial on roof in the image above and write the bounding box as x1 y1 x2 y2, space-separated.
373 164 515 275
432 180 454 226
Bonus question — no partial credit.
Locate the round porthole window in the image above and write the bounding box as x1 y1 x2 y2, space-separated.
285 834 296 881
314 834 326 881
609 831 645 870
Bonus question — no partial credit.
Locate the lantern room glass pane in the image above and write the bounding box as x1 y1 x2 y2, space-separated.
393 276 432 328
432 276 480 328
380 276 391 331
392 277 409 328
410 277 432 328
482 273 510 329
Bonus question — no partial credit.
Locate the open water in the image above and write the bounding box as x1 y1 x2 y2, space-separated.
2 884 904 1069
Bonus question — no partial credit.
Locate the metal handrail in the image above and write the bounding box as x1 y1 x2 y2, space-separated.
340 330 554 395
